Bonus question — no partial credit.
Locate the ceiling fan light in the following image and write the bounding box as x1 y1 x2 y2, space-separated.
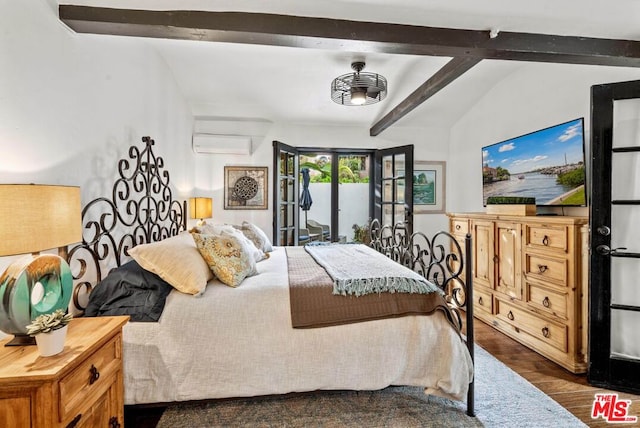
350 88 367 105
330 61 387 106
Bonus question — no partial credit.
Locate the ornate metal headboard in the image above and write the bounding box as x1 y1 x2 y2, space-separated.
67 136 187 311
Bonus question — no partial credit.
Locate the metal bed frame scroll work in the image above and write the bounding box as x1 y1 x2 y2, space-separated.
67 136 187 311
65 136 474 417
368 219 475 416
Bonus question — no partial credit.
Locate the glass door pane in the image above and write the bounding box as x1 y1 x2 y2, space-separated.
610 98 640 361
338 154 371 243
273 142 299 246
300 152 332 243
374 146 413 233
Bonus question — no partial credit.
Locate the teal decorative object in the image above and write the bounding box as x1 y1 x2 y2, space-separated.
0 254 73 346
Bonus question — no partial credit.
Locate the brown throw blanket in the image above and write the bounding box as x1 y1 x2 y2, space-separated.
287 247 459 329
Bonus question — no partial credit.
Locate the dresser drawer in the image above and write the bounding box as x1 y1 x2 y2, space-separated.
474 288 493 315
58 335 121 422
496 299 568 353
525 224 568 253
526 282 568 319
451 219 469 235
524 253 567 287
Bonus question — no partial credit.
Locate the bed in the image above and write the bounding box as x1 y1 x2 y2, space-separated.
67 136 475 416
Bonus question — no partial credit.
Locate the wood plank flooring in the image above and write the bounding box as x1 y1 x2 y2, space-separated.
474 318 640 427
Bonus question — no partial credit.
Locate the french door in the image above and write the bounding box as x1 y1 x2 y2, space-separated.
273 142 414 245
589 79 640 394
374 145 414 234
273 141 299 246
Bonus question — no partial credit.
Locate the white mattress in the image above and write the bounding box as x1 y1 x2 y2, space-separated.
121 247 474 404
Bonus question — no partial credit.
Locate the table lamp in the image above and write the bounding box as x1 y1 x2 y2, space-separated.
0 184 81 345
190 197 213 226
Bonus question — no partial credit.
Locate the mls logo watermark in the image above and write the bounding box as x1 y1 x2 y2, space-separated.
591 393 638 423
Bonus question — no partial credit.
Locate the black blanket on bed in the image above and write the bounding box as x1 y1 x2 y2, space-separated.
84 260 173 322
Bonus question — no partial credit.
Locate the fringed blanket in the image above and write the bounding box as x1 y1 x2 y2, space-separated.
304 243 442 296
287 247 458 329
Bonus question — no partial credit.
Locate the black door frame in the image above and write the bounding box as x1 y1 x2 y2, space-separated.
374 145 414 234
273 141 300 246
272 144 415 244
589 79 640 394
297 148 376 243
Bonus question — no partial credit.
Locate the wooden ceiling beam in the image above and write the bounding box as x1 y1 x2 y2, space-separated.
59 6 640 68
370 57 482 136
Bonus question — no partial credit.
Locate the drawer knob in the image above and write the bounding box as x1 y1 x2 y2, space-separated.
537 264 548 274
542 326 550 338
455 224 461 230
109 416 121 428
542 235 549 246
66 414 82 428
507 311 514 321
542 296 550 308
89 364 100 385
478 296 483 305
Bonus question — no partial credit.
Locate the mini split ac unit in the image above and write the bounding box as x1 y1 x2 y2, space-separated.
192 134 252 155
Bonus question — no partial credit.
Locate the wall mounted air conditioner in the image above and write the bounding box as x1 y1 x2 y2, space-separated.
192 134 252 155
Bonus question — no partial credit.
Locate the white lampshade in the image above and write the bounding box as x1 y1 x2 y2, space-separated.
350 88 367 105
0 184 82 256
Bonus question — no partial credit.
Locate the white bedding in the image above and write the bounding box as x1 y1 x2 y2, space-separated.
122 247 474 405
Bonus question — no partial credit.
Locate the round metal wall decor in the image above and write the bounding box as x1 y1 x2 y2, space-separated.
232 176 259 201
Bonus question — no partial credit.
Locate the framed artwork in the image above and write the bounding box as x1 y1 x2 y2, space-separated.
224 166 268 210
414 161 446 214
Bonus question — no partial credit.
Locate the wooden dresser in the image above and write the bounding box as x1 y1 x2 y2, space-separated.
0 316 129 427
449 213 589 373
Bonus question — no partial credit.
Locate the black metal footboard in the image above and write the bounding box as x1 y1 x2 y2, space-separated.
368 219 475 417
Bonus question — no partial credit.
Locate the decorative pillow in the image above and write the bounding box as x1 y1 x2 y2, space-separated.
191 223 236 235
128 232 213 296
192 232 258 287
194 223 268 262
238 221 273 252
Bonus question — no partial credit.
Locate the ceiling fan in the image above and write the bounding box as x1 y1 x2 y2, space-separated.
331 61 388 106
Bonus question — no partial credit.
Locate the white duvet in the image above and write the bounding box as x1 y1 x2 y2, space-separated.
122 247 474 405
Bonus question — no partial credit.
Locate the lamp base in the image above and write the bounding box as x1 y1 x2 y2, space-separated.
5 334 36 346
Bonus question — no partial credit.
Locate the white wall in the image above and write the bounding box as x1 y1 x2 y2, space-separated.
0 0 451 272
192 122 452 240
0 1 194 269
7 3 637 257
448 62 640 215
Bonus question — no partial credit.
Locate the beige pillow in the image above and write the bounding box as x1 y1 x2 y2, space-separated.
128 232 213 296
192 231 258 287
237 221 273 252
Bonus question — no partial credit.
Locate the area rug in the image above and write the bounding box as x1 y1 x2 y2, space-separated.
157 345 587 427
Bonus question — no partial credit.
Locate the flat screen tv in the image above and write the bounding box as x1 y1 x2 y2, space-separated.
482 118 587 206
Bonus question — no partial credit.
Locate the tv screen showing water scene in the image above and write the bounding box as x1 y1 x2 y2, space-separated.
482 118 586 206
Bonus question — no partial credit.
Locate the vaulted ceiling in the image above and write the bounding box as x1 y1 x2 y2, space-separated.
57 0 640 135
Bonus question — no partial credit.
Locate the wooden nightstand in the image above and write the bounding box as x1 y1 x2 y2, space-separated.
0 316 129 427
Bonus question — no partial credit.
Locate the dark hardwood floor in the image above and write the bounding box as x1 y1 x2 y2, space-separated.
474 318 640 427
126 319 640 427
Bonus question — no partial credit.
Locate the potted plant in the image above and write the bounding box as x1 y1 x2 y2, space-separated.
26 309 73 356
352 222 371 245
